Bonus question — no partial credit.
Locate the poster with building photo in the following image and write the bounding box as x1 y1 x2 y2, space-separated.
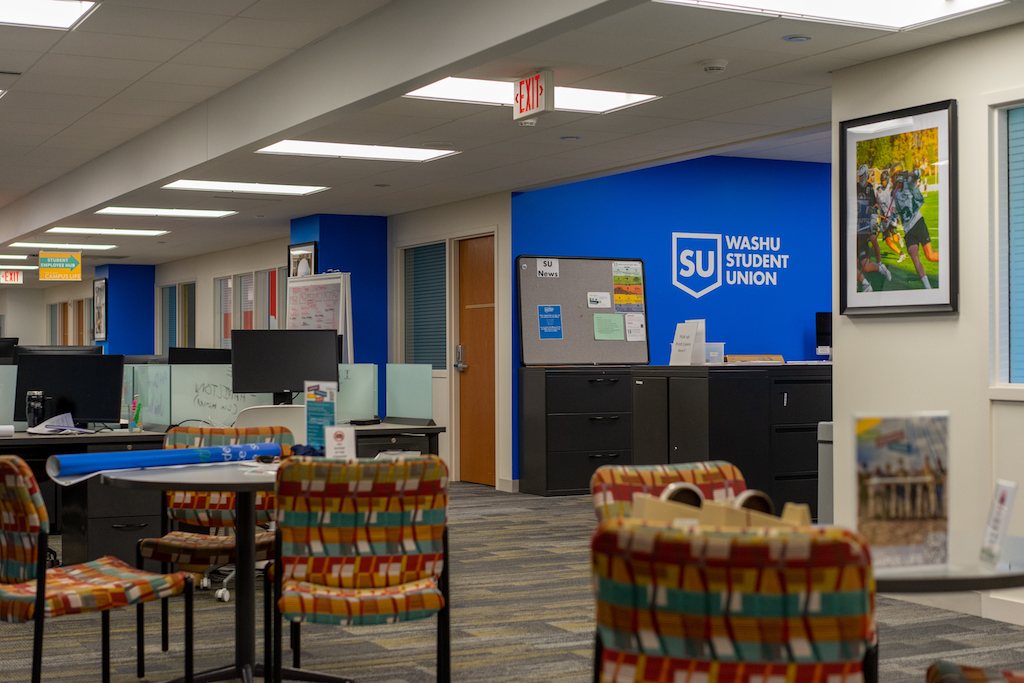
856 413 948 567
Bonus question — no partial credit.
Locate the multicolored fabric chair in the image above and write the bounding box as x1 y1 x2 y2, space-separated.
269 455 450 683
591 517 876 683
138 426 292 647
929 661 1024 682
0 455 193 683
591 461 747 521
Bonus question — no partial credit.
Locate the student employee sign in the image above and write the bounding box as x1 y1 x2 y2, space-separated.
39 252 82 281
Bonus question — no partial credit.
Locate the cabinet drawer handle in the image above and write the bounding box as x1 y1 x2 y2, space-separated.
588 453 620 459
588 415 621 421
587 378 620 383
110 523 149 530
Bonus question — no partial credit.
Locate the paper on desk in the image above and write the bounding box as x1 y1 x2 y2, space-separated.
27 412 95 435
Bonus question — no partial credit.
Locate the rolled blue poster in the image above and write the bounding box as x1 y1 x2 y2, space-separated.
46 442 281 482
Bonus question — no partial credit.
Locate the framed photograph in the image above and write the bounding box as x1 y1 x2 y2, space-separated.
93 277 107 341
839 100 958 315
288 242 317 278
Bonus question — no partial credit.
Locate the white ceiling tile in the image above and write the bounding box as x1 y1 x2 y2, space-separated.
241 0 389 25
633 44 799 79
925 3 1024 37
0 49 45 74
42 125 148 150
27 53 160 81
81 5 233 41
569 68 708 97
458 60 607 86
102 0 259 16
511 30 683 69
311 112 451 139
0 145 34 167
579 3 771 45
1 91 106 112
51 31 192 62
202 17 333 49
19 147 104 168
705 18 889 56
707 99 830 127
0 73 18 90
680 78 822 107
96 97 195 117
0 26 64 52
558 113 681 135
367 96 496 121
74 110 168 129
819 31 952 62
0 105 83 126
117 81 224 103
169 42 293 70
548 144 655 165
143 63 257 88
742 56 860 86
12 73 134 98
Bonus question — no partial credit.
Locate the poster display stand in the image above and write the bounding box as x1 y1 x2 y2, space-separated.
286 272 354 363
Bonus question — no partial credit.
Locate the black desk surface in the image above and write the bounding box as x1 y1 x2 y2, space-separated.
0 430 166 459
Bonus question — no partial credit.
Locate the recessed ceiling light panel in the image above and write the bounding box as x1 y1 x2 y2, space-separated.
404 77 658 114
96 207 237 218
0 254 28 260
10 242 116 250
256 140 459 162
48 227 169 236
163 179 328 196
0 265 39 270
0 0 97 30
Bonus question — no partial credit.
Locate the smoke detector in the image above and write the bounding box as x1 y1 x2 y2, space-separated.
518 117 538 127
701 59 728 74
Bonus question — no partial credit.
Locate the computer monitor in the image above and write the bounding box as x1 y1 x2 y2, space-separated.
14 354 125 425
14 345 103 362
231 330 339 404
815 312 832 355
167 347 232 364
0 337 18 365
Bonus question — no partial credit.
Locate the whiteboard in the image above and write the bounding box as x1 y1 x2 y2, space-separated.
286 272 354 363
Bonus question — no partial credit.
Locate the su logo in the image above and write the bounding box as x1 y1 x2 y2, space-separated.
672 232 722 299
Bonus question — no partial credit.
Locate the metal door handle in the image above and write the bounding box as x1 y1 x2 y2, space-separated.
454 362 468 372
455 345 468 372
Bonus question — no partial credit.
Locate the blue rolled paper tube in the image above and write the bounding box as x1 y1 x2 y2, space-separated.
46 442 282 479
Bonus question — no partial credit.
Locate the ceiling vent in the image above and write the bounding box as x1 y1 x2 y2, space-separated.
701 59 728 74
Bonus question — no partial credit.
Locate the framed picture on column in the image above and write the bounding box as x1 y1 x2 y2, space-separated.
839 99 958 315
288 242 317 278
93 277 107 341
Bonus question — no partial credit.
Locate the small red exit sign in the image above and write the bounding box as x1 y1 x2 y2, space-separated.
0 270 24 284
514 70 554 120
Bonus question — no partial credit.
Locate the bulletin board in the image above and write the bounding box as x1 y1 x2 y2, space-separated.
517 255 649 366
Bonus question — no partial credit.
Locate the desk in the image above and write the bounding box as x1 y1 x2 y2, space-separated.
102 462 274 683
875 564 1024 593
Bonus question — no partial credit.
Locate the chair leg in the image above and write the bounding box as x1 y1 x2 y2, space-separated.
292 621 301 668
264 570 273 679
184 575 194 683
31 605 44 683
864 643 879 683
161 560 170 651
102 610 111 683
32 530 48 683
136 542 145 678
437 526 450 683
593 628 602 683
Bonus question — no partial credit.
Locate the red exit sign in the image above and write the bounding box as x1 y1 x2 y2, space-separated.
514 70 554 120
0 270 24 284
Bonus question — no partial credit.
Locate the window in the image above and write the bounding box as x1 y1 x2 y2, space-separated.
215 276 232 349
159 283 196 353
403 242 447 370
216 268 287 347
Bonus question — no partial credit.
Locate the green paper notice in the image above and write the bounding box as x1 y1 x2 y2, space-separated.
594 313 625 340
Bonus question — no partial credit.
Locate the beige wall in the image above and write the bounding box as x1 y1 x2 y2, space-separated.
833 23 1024 619
388 192 514 489
0 289 45 345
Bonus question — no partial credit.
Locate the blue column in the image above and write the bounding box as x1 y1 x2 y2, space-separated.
94 264 155 355
290 214 388 417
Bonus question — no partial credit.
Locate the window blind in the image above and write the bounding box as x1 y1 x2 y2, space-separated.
404 242 447 370
1009 107 1024 381
161 285 177 354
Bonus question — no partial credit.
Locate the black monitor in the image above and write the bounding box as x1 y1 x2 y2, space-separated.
231 330 339 404
14 354 125 425
815 312 832 350
168 347 232 364
14 345 103 362
0 337 18 365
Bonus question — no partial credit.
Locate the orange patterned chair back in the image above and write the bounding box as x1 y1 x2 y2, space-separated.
591 461 746 522
0 456 49 584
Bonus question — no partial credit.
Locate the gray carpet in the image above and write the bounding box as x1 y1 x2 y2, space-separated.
4 483 1024 682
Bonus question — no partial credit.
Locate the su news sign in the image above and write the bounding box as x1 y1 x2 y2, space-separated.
39 252 82 281
514 70 554 120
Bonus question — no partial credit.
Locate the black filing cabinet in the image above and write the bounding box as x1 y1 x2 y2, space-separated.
519 367 632 495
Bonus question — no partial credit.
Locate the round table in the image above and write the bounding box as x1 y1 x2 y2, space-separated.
875 564 1024 593
102 462 276 683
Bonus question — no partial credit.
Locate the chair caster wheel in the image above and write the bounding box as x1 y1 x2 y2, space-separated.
215 588 231 602
199 577 212 590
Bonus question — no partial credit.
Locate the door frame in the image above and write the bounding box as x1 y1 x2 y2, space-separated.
392 226 498 484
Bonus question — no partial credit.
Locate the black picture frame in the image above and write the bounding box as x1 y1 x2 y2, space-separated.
288 242 317 278
839 99 958 316
93 277 107 341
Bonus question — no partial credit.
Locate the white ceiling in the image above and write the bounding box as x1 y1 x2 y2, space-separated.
2 0 1024 283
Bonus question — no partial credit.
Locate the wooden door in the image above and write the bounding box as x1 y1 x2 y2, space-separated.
75 300 84 345
59 302 68 346
458 235 495 486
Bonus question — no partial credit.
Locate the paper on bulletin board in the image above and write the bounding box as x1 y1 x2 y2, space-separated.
594 313 625 341
538 305 563 340
612 260 644 313
587 291 611 308
625 313 646 341
304 380 337 449
286 272 354 363
537 258 559 278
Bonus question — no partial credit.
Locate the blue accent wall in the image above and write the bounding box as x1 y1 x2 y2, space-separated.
94 264 155 355
510 155 832 479
290 214 389 417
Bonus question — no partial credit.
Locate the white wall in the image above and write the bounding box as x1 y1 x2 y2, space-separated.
388 193 513 490
833 23 1024 619
0 288 45 344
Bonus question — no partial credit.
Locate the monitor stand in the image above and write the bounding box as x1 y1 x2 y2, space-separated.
273 392 293 405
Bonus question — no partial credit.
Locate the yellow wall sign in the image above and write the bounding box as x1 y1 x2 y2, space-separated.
38 252 82 281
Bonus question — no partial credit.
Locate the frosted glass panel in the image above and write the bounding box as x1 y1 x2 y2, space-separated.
386 364 432 421
121 365 140 421
135 364 170 428
0 365 17 424
336 364 378 421
169 365 272 426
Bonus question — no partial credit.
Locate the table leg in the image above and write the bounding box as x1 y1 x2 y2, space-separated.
235 491 257 677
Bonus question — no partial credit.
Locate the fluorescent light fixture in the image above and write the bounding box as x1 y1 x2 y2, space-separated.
163 179 328 196
96 207 237 218
48 227 169 236
0 265 39 270
10 242 116 250
404 77 659 114
651 0 1004 30
0 0 97 30
0 254 28 260
257 140 459 162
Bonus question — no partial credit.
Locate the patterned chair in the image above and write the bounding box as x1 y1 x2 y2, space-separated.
269 455 450 683
591 517 876 683
138 425 293 649
0 455 193 683
591 461 747 522
928 662 1024 682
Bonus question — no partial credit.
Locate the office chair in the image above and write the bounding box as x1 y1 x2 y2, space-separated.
0 455 194 683
235 404 307 444
268 455 450 683
928 662 1024 682
590 461 747 522
591 517 876 683
138 426 292 649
